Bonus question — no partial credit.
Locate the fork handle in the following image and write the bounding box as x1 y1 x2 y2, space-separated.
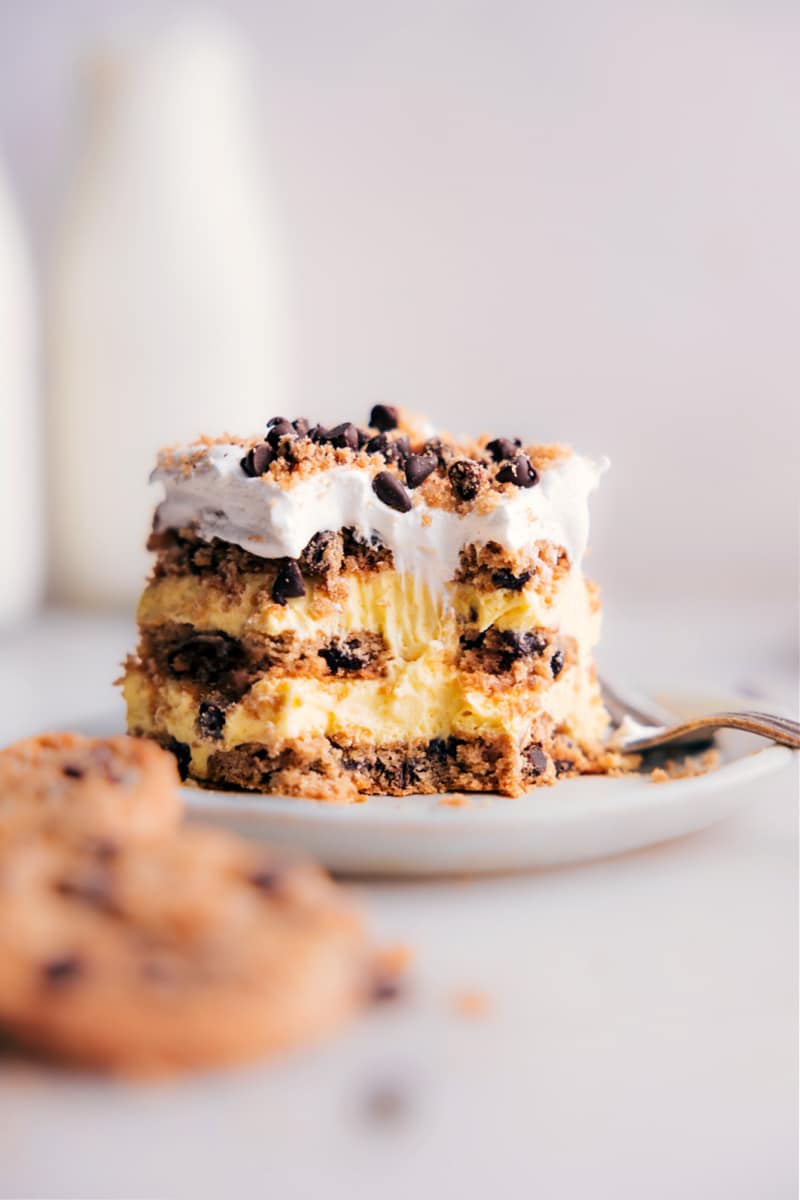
623 711 800 753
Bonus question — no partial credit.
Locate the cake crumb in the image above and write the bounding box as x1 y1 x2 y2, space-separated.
371 943 414 1003
452 989 490 1018
375 942 414 978
649 748 720 783
438 794 472 809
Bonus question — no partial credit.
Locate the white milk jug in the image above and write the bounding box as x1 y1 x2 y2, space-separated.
49 16 287 605
0 157 40 627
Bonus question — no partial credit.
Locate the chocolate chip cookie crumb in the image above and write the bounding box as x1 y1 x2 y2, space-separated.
319 636 376 674
298 531 343 577
448 459 483 502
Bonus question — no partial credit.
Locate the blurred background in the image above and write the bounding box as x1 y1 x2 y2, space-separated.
0 0 797 638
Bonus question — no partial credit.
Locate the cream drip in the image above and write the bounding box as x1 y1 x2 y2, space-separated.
153 444 607 590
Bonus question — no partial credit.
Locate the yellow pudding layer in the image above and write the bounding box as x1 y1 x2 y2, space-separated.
128 563 608 788
124 653 608 778
137 567 600 664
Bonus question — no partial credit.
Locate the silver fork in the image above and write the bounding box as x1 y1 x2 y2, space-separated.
600 678 800 753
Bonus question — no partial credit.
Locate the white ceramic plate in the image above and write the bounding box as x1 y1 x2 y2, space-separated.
182 689 794 876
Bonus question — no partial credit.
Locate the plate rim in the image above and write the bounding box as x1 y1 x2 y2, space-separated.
182 688 794 833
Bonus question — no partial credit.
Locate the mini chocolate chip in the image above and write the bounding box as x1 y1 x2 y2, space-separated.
248 866 283 892
89 745 120 785
241 443 275 477
57 871 114 910
486 436 522 461
458 629 486 652
362 1081 411 1124
550 650 565 678
164 737 192 781
167 631 244 683
319 638 368 673
62 764 85 779
371 975 403 1004
502 630 547 659
368 434 409 466
525 745 548 776
326 422 360 451
293 417 310 436
448 459 483 502
89 838 119 861
308 424 330 443
491 568 533 591
272 559 306 605
405 453 438 489
198 700 226 740
554 758 573 777
369 404 399 431
266 416 288 427
496 454 539 489
428 737 448 761
372 471 412 513
365 433 392 460
266 419 296 449
356 427 373 447
446 735 465 758
42 955 83 986
141 957 178 985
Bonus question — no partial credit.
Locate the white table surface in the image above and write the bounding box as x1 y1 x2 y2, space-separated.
0 602 797 1200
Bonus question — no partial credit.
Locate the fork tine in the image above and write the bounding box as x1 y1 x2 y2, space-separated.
599 676 674 729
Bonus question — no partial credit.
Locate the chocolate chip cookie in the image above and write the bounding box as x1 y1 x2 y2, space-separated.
0 733 182 841
0 826 369 1074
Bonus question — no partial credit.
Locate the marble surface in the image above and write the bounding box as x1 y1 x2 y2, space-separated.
0 603 797 1199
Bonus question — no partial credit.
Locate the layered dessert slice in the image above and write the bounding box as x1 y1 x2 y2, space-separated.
123 407 614 800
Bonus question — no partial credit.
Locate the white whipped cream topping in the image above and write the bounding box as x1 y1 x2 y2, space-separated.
153 444 607 590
